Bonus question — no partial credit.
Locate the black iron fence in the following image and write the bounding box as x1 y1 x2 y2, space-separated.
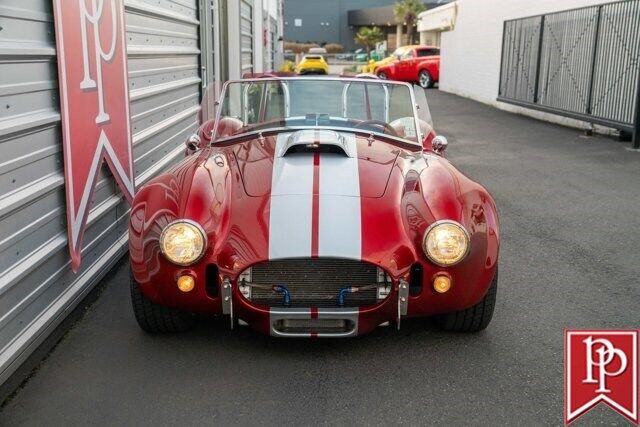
497 0 640 148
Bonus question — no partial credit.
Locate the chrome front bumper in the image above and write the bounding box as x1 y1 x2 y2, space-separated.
269 308 359 337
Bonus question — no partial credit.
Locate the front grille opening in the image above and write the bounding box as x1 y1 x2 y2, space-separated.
205 264 219 298
409 263 423 296
238 258 390 308
273 318 355 334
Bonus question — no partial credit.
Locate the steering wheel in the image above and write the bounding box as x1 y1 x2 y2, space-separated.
354 120 400 137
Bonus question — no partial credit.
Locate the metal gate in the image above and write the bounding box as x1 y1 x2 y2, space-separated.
240 0 254 75
498 0 640 148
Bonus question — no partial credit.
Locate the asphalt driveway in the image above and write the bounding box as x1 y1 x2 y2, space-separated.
2 90 639 426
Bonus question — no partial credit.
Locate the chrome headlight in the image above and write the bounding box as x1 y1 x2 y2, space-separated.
159 220 207 266
423 220 470 267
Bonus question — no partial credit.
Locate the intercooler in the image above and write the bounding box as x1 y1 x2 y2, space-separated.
239 258 390 308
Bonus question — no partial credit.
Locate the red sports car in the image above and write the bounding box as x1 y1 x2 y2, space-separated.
376 45 440 89
129 76 499 337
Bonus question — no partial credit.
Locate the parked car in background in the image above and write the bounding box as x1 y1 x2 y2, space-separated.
295 55 329 75
354 49 368 62
308 47 327 54
369 51 384 61
376 46 440 88
362 45 412 74
336 52 354 61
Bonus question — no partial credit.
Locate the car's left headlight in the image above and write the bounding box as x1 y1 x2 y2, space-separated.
159 220 207 266
423 220 470 267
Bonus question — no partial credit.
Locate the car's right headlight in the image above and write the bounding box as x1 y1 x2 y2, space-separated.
159 220 207 266
423 220 470 267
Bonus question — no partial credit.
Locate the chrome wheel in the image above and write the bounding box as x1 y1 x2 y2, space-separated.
377 72 387 79
419 70 432 88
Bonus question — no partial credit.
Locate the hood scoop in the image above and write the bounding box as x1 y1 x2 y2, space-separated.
279 129 355 157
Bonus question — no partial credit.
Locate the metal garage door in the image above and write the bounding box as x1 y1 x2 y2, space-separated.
240 0 254 74
0 0 201 386
270 16 278 71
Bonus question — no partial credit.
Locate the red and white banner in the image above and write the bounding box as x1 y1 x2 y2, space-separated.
565 329 639 425
53 0 135 271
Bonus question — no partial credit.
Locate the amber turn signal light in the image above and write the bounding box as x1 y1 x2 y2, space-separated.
433 275 451 294
177 275 195 292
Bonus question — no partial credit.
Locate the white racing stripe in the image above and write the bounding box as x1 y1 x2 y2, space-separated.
268 132 362 260
318 133 361 259
269 133 313 259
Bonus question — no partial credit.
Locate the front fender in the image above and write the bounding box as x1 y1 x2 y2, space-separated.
402 154 500 315
129 147 233 312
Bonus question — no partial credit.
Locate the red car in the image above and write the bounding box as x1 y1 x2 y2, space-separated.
376 45 440 89
129 77 499 337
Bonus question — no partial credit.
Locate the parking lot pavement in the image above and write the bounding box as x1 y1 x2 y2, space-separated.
2 90 639 426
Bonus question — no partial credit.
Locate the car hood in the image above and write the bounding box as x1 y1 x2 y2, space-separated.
232 130 400 198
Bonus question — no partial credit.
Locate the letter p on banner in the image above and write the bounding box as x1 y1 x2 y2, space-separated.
565 330 639 425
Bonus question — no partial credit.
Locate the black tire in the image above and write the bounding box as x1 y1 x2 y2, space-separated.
130 271 195 333
418 70 434 89
435 269 498 332
377 71 387 80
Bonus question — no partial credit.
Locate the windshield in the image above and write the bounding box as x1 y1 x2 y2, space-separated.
209 77 433 145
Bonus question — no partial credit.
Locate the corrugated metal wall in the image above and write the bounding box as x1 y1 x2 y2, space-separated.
240 0 254 74
0 0 201 385
270 16 277 71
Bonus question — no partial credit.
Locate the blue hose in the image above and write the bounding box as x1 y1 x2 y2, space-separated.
337 286 355 306
272 285 291 306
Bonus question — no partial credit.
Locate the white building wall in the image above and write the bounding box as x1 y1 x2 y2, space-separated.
439 0 617 130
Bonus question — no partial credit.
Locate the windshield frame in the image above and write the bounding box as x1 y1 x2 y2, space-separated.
211 76 424 147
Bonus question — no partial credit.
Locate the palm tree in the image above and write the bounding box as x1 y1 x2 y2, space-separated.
394 0 426 45
354 26 385 55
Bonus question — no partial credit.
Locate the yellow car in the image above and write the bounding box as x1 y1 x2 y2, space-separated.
361 45 416 74
295 55 329 75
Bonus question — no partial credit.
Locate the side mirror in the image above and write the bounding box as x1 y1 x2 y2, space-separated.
432 135 448 154
185 133 202 155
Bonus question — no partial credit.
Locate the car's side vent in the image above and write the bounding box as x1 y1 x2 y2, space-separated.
205 264 219 298
409 263 423 296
